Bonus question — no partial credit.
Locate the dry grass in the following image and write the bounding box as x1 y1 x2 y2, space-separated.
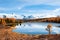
0 28 60 40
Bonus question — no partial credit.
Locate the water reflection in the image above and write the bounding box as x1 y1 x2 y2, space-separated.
13 22 60 35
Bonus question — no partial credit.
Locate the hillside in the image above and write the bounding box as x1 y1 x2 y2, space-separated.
18 17 60 23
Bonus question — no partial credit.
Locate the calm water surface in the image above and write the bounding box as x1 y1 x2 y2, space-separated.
13 22 60 35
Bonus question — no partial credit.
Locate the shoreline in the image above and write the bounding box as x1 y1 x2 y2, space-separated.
0 28 60 40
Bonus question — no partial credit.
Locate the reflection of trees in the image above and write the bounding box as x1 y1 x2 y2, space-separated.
28 24 31 26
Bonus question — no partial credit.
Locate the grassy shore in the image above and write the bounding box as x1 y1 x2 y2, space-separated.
0 27 60 40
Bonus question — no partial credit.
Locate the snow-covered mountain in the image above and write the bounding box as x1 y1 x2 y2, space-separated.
0 12 59 19
0 8 60 19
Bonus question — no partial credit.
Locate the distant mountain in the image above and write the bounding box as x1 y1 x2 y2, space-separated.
27 15 34 19
0 13 59 19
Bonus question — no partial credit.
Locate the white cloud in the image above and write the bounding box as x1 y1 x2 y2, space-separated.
0 8 60 19
53 8 60 13
23 8 60 18
18 0 60 6
17 8 60 19
0 0 60 13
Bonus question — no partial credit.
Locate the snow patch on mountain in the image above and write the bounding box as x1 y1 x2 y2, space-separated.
0 13 58 19
0 8 60 19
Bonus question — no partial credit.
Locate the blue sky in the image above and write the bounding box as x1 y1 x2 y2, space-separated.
0 0 60 16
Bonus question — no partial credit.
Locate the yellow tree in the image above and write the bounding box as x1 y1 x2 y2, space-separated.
46 24 52 35
1 18 6 26
5 18 16 23
9 18 16 23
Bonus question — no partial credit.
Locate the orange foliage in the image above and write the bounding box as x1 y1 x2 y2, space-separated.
0 18 16 25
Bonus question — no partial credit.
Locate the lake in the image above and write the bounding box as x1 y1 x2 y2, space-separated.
13 22 60 35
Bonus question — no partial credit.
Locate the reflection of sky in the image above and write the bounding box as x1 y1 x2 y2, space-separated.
13 22 60 34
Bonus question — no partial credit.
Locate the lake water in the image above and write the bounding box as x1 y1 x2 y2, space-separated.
13 22 60 35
